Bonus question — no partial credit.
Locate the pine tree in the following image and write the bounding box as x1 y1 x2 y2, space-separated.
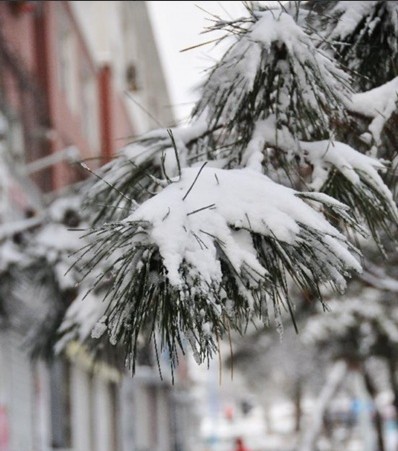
55 1 397 374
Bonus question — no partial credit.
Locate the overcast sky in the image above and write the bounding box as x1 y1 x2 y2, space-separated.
147 1 247 123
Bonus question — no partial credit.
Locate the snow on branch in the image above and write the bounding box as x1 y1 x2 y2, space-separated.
243 116 398 241
301 140 398 242
0 196 96 358
75 167 362 371
311 0 398 91
349 77 398 154
193 8 351 149
55 289 109 355
84 120 209 224
303 289 398 361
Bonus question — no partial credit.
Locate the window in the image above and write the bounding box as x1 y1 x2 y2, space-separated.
126 63 140 92
56 5 78 113
109 383 120 451
147 387 158 449
49 359 72 449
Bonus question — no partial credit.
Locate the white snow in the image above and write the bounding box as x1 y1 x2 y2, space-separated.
250 10 308 52
126 166 361 287
35 223 82 253
242 120 268 171
350 77 398 150
250 115 396 218
328 2 377 41
56 290 109 353
350 77 398 119
301 140 387 191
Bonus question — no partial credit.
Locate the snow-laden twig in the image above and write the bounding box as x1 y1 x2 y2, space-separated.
298 360 348 451
0 214 44 241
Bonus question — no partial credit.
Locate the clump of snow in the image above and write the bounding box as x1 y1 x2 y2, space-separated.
350 77 398 151
301 140 387 192
242 120 268 171
250 9 310 54
328 2 378 41
126 167 361 287
56 290 109 353
248 9 350 106
91 315 107 339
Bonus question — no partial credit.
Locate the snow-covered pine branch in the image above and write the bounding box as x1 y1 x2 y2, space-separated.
306 0 398 91
74 167 362 370
304 288 398 362
0 196 102 358
241 116 398 241
193 7 351 152
55 289 109 353
349 76 398 160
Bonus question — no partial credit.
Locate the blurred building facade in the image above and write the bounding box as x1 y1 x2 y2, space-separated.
0 1 194 450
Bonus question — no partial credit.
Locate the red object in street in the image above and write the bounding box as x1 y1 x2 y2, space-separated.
225 405 234 422
0 405 10 451
235 437 250 451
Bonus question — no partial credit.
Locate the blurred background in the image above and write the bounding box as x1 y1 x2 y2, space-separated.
0 1 397 451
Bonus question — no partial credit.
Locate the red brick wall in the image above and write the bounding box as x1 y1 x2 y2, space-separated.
0 2 37 74
40 2 99 188
1 0 135 192
99 66 136 162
